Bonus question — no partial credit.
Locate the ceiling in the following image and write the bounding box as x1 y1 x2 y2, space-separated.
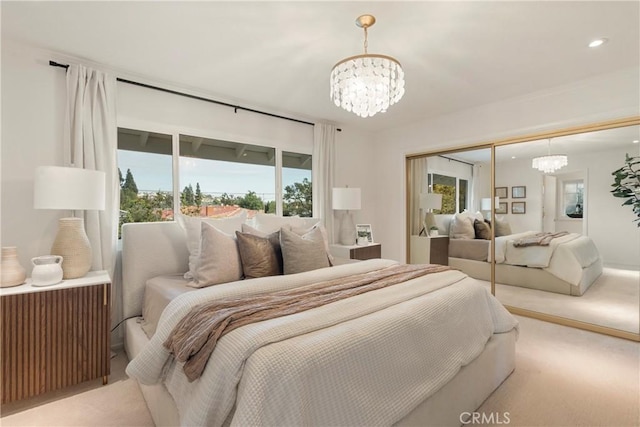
2 1 639 132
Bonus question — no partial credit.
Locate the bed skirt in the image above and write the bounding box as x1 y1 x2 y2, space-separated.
124 318 516 427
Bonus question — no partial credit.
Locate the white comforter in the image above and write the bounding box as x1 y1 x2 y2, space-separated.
491 231 601 286
126 259 518 426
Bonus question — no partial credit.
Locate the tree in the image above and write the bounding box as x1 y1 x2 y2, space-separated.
181 184 195 206
121 168 138 205
194 183 202 208
218 192 238 206
237 191 264 211
283 178 312 217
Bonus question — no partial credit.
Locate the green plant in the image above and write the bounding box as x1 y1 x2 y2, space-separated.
611 153 640 227
429 226 439 231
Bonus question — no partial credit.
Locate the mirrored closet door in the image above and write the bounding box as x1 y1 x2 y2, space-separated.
493 122 640 336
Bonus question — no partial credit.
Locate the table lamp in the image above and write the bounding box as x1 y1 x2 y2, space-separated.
419 193 442 236
34 166 106 279
332 187 361 245
481 197 500 219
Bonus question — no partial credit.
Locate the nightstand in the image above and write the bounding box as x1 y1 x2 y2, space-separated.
409 235 449 265
1 271 111 404
329 243 382 260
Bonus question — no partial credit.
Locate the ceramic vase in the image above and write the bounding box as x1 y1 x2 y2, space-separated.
51 217 92 279
1 246 27 287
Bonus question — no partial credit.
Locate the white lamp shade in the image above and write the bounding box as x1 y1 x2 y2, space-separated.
34 166 106 211
419 193 442 210
481 197 500 211
332 187 361 210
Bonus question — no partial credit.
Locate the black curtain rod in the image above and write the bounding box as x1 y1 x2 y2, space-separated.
49 60 341 132
439 155 474 167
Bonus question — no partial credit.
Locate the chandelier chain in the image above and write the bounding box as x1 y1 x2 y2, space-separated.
363 27 369 54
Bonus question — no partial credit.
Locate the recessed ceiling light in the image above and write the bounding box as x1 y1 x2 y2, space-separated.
633 140 639 144
511 156 517 159
588 38 608 48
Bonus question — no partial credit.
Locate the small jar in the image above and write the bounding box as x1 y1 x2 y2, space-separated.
1 247 27 288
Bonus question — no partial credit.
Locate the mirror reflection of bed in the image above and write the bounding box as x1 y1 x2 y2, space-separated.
407 122 640 336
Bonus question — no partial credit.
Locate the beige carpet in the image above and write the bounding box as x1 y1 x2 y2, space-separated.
483 268 639 333
1 316 638 427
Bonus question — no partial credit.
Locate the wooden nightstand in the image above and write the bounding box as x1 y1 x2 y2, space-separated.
409 235 450 265
329 243 382 260
1 271 111 404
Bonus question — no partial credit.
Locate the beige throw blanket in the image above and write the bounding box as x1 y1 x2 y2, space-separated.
165 263 450 381
513 231 569 247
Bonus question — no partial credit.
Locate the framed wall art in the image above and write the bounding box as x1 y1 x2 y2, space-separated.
512 201 526 214
496 202 508 214
512 186 526 198
495 187 508 199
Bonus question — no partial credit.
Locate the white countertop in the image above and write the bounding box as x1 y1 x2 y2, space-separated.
0 270 111 296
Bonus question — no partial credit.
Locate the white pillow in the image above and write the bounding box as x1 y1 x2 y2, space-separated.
188 222 243 288
450 212 475 239
254 213 305 234
176 210 247 279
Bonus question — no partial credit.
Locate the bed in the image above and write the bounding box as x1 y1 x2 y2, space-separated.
121 220 518 426
439 214 602 296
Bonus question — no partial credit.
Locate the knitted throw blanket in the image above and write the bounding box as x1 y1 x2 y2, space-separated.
513 231 570 247
164 263 450 381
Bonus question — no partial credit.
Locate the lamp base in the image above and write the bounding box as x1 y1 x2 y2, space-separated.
338 211 356 245
50 217 92 279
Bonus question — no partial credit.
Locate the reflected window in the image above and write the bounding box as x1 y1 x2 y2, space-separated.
117 128 174 237
428 173 468 214
563 179 584 218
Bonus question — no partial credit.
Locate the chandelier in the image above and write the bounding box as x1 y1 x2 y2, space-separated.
330 15 405 118
532 139 568 173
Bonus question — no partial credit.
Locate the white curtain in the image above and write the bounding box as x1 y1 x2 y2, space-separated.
409 157 429 235
471 164 482 212
312 123 337 243
64 65 118 277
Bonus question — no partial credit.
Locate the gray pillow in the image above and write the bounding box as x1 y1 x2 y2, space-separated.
188 222 243 288
235 231 282 279
280 227 330 275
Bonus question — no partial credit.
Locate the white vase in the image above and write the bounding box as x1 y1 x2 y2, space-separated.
429 229 439 237
1 246 27 287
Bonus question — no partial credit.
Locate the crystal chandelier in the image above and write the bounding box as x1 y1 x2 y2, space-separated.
532 139 568 173
330 15 405 118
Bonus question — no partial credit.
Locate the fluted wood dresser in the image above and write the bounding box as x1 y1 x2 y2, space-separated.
1 271 111 404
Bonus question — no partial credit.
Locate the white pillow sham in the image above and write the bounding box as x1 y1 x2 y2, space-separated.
176 210 247 279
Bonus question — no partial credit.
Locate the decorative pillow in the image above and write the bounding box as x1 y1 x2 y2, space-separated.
474 219 492 240
176 211 247 279
495 217 512 237
450 213 475 239
291 221 334 265
280 227 330 275
254 213 305 234
235 230 282 278
188 222 243 288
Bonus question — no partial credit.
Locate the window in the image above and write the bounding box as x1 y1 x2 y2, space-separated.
179 134 275 219
428 173 469 214
117 127 313 226
117 128 174 236
282 151 312 217
563 180 584 218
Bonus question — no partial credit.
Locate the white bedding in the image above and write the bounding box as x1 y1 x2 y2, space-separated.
126 259 518 426
490 231 601 286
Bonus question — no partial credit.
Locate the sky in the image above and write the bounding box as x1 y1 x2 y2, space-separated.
117 150 311 202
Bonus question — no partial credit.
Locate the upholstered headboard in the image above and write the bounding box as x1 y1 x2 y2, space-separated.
121 221 189 319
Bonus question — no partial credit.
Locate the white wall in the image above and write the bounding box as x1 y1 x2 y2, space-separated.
372 66 640 262
495 158 544 233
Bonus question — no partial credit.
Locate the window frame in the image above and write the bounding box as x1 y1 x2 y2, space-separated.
116 119 313 221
